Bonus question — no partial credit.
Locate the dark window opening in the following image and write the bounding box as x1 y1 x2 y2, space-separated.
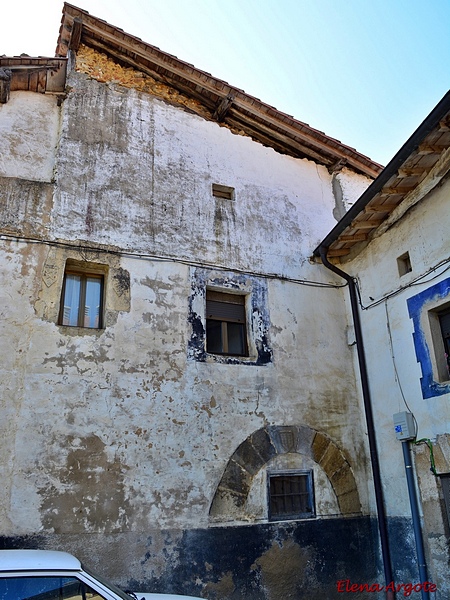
268 471 315 521
212 183 235 200
439 474 450 529
397 252 412 277
439 308 450 379
206 290 248 356
59 270 104 329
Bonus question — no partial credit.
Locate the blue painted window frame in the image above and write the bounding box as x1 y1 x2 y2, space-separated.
407 277 450 399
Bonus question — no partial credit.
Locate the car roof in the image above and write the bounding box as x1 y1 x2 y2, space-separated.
0 550 81 571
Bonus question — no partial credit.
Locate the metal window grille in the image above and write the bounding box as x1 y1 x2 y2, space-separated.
268 471 315 521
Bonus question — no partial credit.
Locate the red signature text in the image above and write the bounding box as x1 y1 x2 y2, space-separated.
336 579 437 597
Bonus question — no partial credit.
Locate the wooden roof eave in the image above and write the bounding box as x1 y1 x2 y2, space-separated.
314 90 450 263
57 3 382 178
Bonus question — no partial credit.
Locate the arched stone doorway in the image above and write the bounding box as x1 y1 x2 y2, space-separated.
209 425 361 521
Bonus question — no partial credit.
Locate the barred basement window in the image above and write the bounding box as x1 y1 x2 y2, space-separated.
268 471 315 521
59 268 104 329
206 290 248 356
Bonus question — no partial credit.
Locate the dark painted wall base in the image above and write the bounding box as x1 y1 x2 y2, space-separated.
1 516 418 599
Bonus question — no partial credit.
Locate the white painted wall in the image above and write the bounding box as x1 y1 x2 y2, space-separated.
0 73 375 536
0 92 61 182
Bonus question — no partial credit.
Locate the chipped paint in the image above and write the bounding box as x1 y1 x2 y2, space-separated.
0 66 396 598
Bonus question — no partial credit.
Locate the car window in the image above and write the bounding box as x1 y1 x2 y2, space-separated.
0 576 106 600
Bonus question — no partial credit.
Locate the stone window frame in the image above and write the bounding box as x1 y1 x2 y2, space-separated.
188 267 272 365
36 246 131 335
407 277 450 398
267 469 315 522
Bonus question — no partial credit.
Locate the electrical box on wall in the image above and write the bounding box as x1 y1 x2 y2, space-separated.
393 411 416 441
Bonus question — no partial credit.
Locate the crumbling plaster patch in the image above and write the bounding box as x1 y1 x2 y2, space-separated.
188 267 272 366
74 45 246 138
0 177 54 239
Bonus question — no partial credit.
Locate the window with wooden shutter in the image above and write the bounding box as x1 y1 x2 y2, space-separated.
206 290 248 356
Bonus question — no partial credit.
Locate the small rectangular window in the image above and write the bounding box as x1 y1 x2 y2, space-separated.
397 252 412 276
206 290 247 356
212 183 235 200
59 269 104 329
268 471 315 521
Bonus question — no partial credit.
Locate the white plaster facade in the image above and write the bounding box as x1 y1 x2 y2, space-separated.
3 7 447 597
0 73 374 536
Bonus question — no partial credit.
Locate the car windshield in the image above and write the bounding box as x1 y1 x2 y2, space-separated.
81 564 135 600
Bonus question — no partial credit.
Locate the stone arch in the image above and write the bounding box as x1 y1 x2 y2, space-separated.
209 425 361 520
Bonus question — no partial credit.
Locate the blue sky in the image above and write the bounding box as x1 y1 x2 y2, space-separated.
3 0 449 165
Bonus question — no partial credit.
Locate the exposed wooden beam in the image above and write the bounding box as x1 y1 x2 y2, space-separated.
397 167 427 177
364 202 401 214
438 117 450 131
327 248 351 257
379 186 415 195
69 18 83 52
351 219 383 229
417 144 445 154
213 93 235 122
338 234 368 242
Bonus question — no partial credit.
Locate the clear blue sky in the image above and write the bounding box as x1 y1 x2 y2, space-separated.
3 0 449 165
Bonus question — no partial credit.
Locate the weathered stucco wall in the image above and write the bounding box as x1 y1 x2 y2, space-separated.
0 92 61 182
0 57 391 597
342 176 450 595
52 70 363 278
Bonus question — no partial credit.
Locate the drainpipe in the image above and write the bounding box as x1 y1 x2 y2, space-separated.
401 441 430 600
318 245 395 600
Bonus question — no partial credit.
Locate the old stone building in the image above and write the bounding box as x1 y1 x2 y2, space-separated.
1 3 449 599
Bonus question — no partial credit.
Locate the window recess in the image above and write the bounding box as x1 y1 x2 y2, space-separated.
59 267 104 329
397 252 412 277
438 308 450 380
206 290 248 356
212 183 235 200
268 471 315 521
